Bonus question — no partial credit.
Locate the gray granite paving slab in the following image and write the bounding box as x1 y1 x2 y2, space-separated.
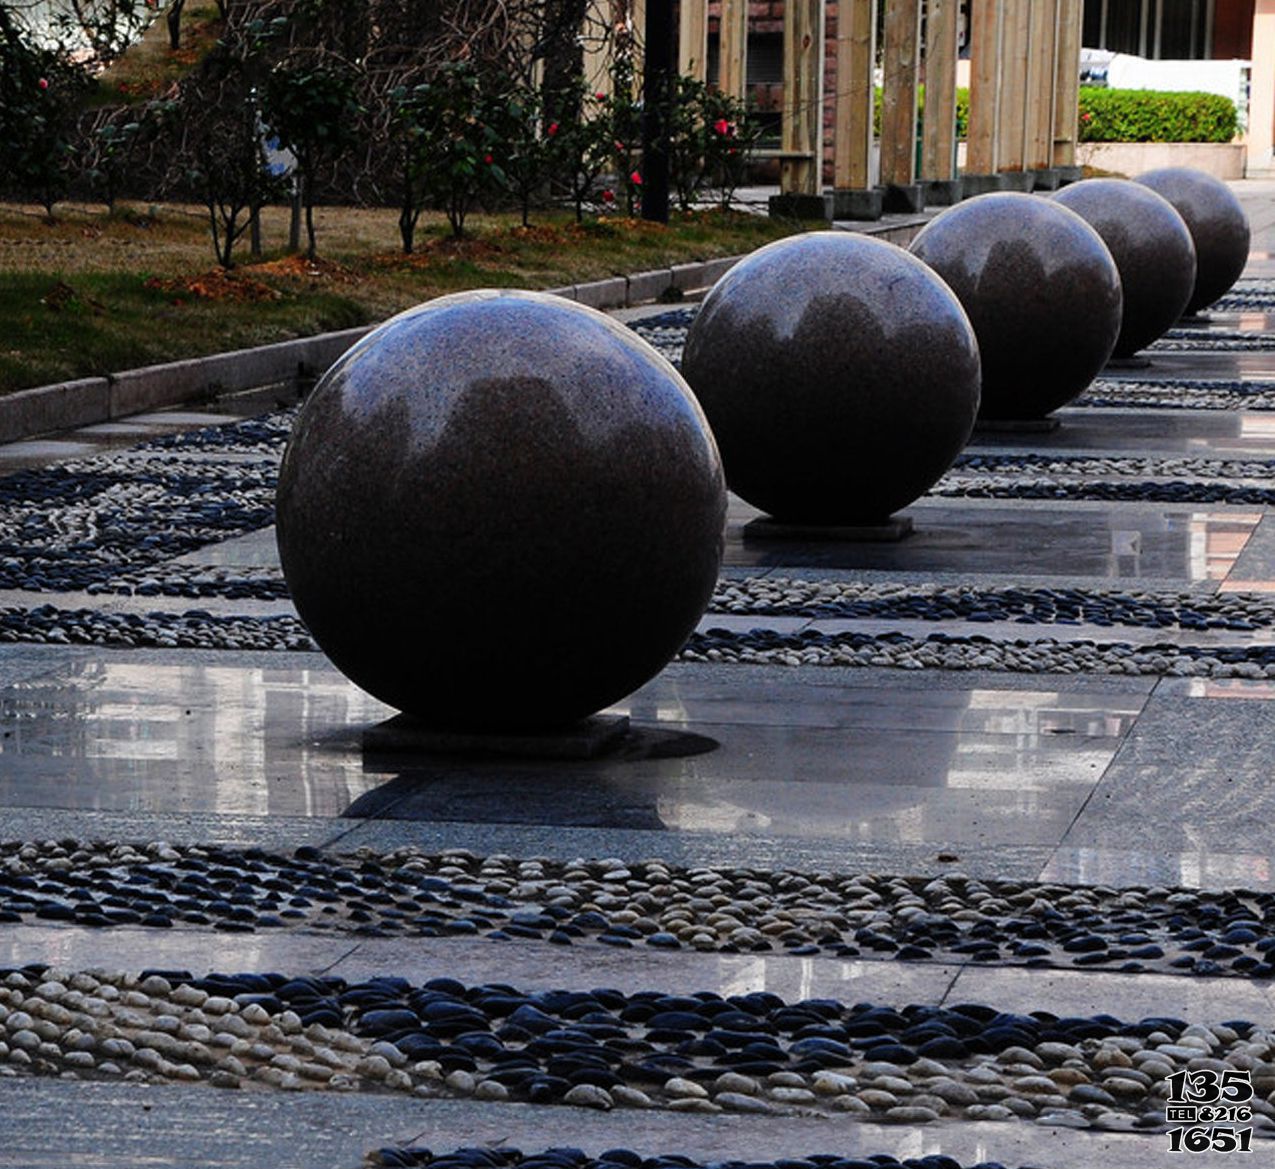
724 497 1262 581
1040 842 1275 891
328 820 1056 880
0 808 343 850
0 1080 1213 1169
0 924 955 1004
1060 690 1275 854
1223 511 1275 586
943 963 1275 1024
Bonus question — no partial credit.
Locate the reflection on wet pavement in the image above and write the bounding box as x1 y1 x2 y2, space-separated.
0 658 1133 847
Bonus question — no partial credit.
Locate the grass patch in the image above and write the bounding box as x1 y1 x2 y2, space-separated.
0 202 802 394
93 0 226 105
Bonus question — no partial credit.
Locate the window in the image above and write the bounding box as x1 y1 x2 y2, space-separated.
1083 0 1214 59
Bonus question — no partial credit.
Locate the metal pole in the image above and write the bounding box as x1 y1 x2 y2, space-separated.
642 0 673 222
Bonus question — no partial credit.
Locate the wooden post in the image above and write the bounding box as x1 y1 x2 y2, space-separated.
1053 0 1083 167
834 0 877 190
1024 0 1058 169
996 0 1029 171
966 0 1002 174
780 0 825 195
920 0 960 181
879 0 921 187
718 0 749 100
581 0 613 97
628 0 646 88
678 0 708 80
1252 1 1275 174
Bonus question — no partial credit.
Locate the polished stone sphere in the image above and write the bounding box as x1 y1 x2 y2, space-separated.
276 289 727 731
1135 167 1249 314
909 192 1123 419
679 232 980 524
1053 178 1197 357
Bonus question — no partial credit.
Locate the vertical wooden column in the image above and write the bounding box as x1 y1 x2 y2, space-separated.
1024 0 1058 169
581 0 613 97
834 0 877 190
628 0 646 88
678 0 708 80
966 0 1002 175
1052 0 1083 167
920 0 960 181
879 0 922 187
1249 0 1275 174
718 0 749 100
780 0 825 195
996 0 1029 172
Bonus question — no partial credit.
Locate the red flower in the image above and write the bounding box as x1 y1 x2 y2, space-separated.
630 170 642 185
614 140 625 152
484 153 494 164
37 78 48 91
713 118 730 135
547 122 559 136
595 91 606 101
602 189 615 203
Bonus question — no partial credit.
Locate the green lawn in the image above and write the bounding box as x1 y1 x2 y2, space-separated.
0 202 800 394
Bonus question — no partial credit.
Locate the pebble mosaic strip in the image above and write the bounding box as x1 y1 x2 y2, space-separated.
933 478 1275 505
1214 282 1275 311
1079 378 1275 410
684 627 1275 678
1 962 1273 1138
4 842 1275 980
9 603 1275 677
1152 328 1275 350
952 452 1275 480
712 579 1275 630
364 1149 1017 1169
0 450 276 592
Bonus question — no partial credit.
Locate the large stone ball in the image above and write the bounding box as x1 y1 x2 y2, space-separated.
276 289 727 732
679 232 980 524
908 192 1123 419
1135 167 1250 314
1053 178 1197 357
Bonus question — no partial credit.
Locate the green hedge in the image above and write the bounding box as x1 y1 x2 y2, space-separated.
874 87 970 139
1077 87 1238 143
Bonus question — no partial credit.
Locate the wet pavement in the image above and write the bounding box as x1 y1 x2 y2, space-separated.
2 183 1275 1167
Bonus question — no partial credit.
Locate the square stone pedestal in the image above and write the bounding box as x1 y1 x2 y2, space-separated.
999 171 1037 192
974 416 1062 434
883 184 925 213
832 188 884 221
363 713 631 760
922 179 964 206
744 515 914 542
960 173 1011 196
768 193 833 222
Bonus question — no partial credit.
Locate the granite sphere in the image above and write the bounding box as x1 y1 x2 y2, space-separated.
1135 167 1249 314
679 232 980 524
908 192 1123 419
276 290 727 731
1053 178 1197 357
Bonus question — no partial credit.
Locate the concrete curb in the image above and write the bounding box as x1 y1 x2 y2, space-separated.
0 255 745 447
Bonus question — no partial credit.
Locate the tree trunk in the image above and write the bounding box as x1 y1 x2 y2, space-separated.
305 197 317 260
167 0 186 51
288 185 301 253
